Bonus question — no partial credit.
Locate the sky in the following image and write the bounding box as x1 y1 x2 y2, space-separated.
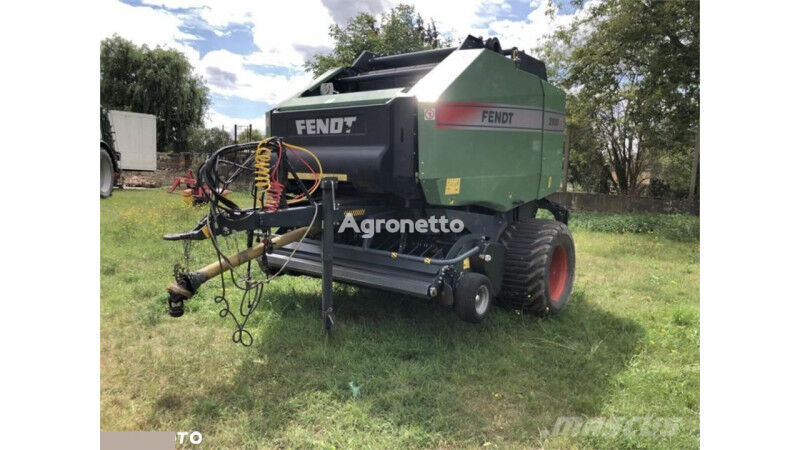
101 0 597 131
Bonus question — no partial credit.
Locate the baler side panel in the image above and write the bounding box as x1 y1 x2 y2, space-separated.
539 82 567 197
417 50 546 211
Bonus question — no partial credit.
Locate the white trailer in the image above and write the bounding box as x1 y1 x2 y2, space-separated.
107 110 157 171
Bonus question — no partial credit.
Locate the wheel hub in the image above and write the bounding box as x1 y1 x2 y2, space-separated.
548 244 568 300
475 284 490 315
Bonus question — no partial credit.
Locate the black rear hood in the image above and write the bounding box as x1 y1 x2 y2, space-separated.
270 97 419 197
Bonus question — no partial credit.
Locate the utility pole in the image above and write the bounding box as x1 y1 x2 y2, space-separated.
561 128 570 192
234 124 238 143
689 125 699 199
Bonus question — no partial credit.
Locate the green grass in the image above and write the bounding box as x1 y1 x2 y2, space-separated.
101 190 699 448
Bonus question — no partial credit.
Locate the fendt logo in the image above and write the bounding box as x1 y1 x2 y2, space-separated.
295 116 357 135
481 109 514 124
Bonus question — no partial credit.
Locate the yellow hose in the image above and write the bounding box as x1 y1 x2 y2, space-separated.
253 138 273 206
252 139 323 206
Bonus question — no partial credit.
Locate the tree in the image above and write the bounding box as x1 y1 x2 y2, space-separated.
538 0 699 197
304 4 449 76
101 35 210 152
186 127 232 154
564 103 612 193
236 127 263 143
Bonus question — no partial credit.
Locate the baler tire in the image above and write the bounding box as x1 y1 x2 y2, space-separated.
498 218 575 315
454 272 493 323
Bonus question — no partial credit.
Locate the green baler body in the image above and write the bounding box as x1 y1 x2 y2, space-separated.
410 49 565 211
272 48 565 212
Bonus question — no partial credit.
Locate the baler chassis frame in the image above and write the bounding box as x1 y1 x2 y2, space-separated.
166 177 499 334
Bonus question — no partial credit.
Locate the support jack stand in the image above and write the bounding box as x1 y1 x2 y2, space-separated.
321 178 337 334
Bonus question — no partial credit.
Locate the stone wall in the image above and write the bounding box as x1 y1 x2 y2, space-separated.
122 153 207 188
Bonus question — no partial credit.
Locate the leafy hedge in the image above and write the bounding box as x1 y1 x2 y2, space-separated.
567 213 700 242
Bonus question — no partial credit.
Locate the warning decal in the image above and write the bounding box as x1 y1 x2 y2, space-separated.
445 177 461 195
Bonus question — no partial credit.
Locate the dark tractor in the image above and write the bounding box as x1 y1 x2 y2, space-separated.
100 107 121 198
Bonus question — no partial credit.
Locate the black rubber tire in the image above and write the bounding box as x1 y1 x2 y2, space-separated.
499 218 575 315
454 272 493 323
100 147 114 199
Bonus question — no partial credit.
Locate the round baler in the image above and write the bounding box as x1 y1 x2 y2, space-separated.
163 35 575 341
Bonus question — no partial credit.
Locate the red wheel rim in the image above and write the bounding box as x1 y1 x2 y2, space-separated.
548 245 568 301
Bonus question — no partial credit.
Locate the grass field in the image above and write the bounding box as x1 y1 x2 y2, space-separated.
100 190 699 448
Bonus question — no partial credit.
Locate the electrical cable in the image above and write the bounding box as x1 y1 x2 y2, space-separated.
177 137 324 345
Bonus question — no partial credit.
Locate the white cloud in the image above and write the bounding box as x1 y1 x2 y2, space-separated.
103 1 326 128
321 0 392 24
399 0 599 55
482 0 601 52
103 0 597 130
197 49 312 103
101 0 201 70
401 0 496 41
138 0 336 67
204 109 268 131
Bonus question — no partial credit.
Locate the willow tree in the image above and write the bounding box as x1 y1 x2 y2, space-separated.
101 35 209 152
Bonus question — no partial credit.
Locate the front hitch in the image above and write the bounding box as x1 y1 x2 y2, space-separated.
166 275 194 317
167 292 187 317
163 223 211 241
163 226 315 317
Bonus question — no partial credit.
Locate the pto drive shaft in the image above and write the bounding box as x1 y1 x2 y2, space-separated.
166 226 314 316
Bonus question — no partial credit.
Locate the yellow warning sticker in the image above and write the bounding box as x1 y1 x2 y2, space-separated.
344 208 366 217
296 172 348 181
445 177 461 195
